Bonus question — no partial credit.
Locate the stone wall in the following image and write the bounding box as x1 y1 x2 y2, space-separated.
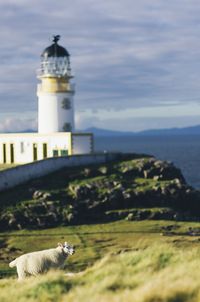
0 153 120 192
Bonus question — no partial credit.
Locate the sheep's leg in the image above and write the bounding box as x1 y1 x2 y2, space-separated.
17 265 26 281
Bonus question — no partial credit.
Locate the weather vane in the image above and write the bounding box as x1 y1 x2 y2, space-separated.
53 35 60 43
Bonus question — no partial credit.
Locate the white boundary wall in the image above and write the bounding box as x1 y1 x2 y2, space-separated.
0 153 120 192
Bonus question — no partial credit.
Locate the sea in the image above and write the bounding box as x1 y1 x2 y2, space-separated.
95 135 200 189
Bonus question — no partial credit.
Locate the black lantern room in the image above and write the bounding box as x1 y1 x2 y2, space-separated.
39 35 71 77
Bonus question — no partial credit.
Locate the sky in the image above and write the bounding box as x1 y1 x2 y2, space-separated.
1 0 200 132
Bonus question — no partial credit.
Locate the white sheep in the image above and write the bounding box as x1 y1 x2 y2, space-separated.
9 241 75 280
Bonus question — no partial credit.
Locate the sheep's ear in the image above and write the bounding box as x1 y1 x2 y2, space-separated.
64 241 68 246
57 242 63 247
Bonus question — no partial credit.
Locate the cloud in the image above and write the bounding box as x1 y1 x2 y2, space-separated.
0 0 200 130
76 112 200 132
0 117 37 132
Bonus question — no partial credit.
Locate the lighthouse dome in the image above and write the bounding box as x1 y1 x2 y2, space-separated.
41 35 70 58
41 44 69 58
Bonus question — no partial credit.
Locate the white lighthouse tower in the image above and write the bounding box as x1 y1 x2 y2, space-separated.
37 35 75 133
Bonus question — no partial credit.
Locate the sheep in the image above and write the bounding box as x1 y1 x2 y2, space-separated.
9 241 75 280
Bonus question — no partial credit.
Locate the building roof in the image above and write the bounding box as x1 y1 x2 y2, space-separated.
41 43 70 58
41 35 70 58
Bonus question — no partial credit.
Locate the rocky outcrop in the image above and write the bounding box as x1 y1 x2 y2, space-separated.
0 154 199 230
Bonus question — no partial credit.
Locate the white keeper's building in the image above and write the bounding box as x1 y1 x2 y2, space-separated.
0 36 93 164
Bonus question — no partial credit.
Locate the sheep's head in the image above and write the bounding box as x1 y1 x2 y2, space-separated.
58 242 75 255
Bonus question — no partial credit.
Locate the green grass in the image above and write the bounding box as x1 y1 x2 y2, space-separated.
0 156 199 301
114 158 151 172
0 156 150 210
0 220 162 276
1 220 200 301
1 220 200 273
134 178 176 192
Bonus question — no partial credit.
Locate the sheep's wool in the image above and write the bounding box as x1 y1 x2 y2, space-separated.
9 244 74 280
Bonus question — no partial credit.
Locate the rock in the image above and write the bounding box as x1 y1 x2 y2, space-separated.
16 224 22 230
32 190 44 200
44 201 56 211
71 184 97 199
36 212 59 228
8 216 17 228
115 183 124 191
126 213 134 221
149 210 174 220
154 160 166 168
42 192 52 200
122 190 131 200
168 188 177 195
173 213 183 221
66 213 74 223
152 186 162 193
85 183 93 189
82 168 92 177
32 190 52 201
99 166 108 174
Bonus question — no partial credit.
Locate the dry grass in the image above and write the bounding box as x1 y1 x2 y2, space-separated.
1 242 200 302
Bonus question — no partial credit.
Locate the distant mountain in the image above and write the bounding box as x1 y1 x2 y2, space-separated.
85 125 200 136
0 129 36 133
85 127 134 136
139 125 200 136
1 125 200 136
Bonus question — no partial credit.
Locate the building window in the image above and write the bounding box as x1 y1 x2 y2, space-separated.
10 144 14 164
3 144 6 164
43 143 48 159
20 142 24 153
63 122 72 132
53 150 59 157
60 150 68 156
33 143 38 161
62 98 71 110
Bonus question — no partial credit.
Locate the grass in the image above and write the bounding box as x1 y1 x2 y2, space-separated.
114 158 151 172
0 156 199 301
134 178 176 192
1 220 200 275
1 220 200 301
0 220 163 276
1 232 200 301
0 156 152 210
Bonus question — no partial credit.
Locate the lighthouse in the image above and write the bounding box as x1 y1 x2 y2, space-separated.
0 35 93 164
37 35 75 133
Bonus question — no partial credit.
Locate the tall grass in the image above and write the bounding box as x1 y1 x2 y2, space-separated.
1 242 200 302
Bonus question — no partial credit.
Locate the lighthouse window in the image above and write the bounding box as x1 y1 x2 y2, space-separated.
62 98 71 109
63 123 72 132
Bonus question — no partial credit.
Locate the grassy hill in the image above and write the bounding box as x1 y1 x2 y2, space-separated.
1 220 200 301
0 154 199 231
1 155 200 301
